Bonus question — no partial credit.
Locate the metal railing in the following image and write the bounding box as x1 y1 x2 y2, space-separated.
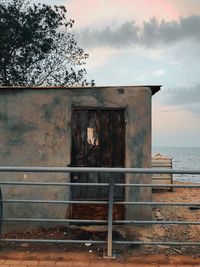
0 166 200 258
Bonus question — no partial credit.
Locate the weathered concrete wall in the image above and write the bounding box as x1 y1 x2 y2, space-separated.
0 86 152 232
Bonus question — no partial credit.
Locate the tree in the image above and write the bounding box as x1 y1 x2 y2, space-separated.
0 0 94 86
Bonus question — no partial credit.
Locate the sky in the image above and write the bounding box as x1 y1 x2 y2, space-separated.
31 0 200 147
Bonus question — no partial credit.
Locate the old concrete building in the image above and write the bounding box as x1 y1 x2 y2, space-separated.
0 85 160 231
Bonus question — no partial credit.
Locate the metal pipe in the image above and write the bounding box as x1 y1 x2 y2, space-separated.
2 218 107 223
0 238 106 244
0 199 108 204
152 178 174 180
113 241 200 245
115 201 200 206
116 184 200 188
106 178 114 258
113 220 200 225
1 199 200 206
0 182 109 186
0 166 200 175
3 218 200 225
1 182 200 188
0 238 199 246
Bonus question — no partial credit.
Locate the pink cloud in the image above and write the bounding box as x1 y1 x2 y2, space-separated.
67 0 179 28
152 104 200 137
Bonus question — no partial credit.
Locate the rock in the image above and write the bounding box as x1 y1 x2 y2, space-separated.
85 242 92 247
154 211 164 221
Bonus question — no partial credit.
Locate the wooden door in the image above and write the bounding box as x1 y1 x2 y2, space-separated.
70 108 125 221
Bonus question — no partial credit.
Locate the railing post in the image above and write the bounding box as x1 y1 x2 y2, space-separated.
104 177 115 259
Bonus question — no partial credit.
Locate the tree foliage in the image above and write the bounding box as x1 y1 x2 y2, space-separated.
0 0 93 86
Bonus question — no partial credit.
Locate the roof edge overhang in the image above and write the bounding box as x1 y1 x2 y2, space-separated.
148 85 161 95
0 85 161 95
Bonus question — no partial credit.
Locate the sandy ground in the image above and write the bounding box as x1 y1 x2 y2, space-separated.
152 181 200 246
0 181 200 264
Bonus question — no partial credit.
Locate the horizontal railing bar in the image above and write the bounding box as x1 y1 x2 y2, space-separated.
114 220 200 225
1 199 200 206
0 238 199 246
0 166 200 174
152 177 172 181
116 184 200 188
151 168 172 169
3 218 200 225
115 202 200 206
152 178 173 180
113 241 200 246
152 164 172 165
0 200 108 204
1 182 200 188
2 218 107 223
0 238 105 244
0 182 109 186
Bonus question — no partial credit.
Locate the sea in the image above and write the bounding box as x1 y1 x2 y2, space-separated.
152 147 200 183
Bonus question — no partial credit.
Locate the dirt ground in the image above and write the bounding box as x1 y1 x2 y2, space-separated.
151 181 200 246
0 181 200 264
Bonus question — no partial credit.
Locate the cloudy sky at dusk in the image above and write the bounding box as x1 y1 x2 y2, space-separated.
32 0 200 147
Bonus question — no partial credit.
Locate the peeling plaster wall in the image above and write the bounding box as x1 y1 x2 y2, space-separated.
0 86 152 232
